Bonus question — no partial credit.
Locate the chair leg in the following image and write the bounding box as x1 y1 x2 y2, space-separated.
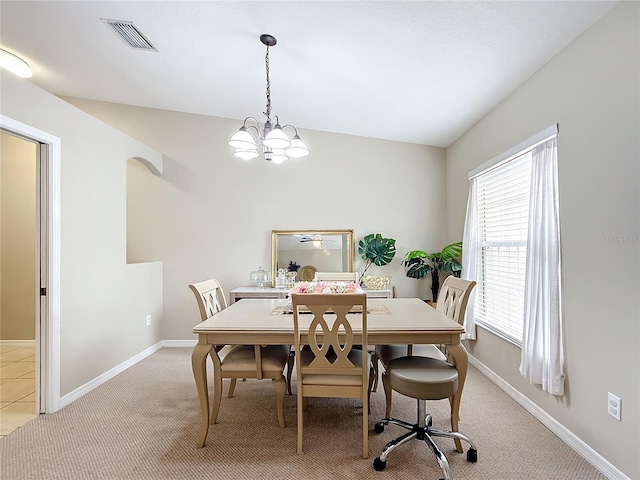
362 377 371 458
228 378 237 398
367 366 376 415
210 368 223 425
297 392 304 455
430 428 478 454
272 376 286 428
370 351 379 392
378 429 418 463
377 416 414 432
286 351 294 395
381 371 393 418
423 432 453 480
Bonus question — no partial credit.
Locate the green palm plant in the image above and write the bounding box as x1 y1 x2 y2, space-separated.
357 233 396 284
402 241 463 301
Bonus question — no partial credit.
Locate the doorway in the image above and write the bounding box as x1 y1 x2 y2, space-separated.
0 115 61 421
0 131 37 435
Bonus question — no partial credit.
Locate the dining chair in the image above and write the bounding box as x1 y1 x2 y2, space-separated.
298 265 318 281
189 278 291 428
313 271 381 393
291 292 373 458
374 276 476 417
314 271 359 282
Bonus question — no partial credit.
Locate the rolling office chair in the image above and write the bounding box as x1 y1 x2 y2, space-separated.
372 276 478 479
372 355 477 479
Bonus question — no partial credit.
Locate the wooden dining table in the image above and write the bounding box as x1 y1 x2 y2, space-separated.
191 297 468 449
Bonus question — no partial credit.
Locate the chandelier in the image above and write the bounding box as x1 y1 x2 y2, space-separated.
228 34 310 164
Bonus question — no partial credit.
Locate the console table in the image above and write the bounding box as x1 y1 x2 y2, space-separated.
229 286 393 304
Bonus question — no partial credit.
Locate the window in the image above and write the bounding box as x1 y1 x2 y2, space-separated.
475 151 532 344
463 124 565 394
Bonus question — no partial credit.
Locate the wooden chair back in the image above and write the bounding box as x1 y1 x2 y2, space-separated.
436 276 476 325
188 278 227 321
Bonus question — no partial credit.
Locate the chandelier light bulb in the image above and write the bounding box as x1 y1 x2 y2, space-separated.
234 148 259 160
284 135 310 158
228 127 257 150
270 149 288 164
263 125 291 149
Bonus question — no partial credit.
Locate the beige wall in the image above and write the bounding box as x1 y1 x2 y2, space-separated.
1 71 164 397
0 132 36 340
60 99 448 341
446 3 639 478
2 2 636 476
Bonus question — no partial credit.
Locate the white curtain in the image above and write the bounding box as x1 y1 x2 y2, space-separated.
461 177 478 340
519 136 566 395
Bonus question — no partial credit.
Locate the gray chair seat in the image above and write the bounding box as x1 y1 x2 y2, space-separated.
387 356 458 400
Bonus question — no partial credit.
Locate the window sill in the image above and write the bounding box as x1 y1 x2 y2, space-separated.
475 321 522 349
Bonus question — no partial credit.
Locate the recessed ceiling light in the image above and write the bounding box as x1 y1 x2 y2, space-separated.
0 48 32 78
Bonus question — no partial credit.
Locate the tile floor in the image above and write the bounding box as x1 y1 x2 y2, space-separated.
0 345 37 438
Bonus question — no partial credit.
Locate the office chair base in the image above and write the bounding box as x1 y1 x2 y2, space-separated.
373 414 477 480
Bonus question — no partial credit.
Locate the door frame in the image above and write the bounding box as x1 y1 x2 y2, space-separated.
1 114 61 413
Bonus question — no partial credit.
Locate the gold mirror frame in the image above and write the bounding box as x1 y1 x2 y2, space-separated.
271 229 354 287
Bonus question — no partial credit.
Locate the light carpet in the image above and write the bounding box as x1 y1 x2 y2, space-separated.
1 348 606 480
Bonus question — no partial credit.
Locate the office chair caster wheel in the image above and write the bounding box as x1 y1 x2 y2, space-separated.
467 448 478 462
373 457 387 471
374 422 385 434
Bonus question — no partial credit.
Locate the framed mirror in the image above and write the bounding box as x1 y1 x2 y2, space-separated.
271 229 354 286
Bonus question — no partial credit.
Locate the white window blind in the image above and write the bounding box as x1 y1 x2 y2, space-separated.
475 151 532 344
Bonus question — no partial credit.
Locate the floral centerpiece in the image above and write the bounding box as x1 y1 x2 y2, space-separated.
289 281 363 294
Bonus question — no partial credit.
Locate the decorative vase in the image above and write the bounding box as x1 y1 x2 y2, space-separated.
362 275 392 290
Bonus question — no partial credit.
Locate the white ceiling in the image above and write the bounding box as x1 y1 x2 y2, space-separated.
0 1 617 147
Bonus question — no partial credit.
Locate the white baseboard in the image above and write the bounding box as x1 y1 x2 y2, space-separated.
59 341 164 408
468 354 629 480
0 339 36 348
59 340 196 408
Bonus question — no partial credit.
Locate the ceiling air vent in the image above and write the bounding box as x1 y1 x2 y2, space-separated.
101 18 158 51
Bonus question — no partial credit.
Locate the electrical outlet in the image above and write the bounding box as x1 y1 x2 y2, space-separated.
608 392 621 421
146 315 151 326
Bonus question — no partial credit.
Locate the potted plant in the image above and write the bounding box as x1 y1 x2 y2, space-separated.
357 233 396 286
402 241 463 301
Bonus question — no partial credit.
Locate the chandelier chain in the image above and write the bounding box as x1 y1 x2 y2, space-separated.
263 45 271 122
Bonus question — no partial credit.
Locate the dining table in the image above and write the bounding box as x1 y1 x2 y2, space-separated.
191 297 468 449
